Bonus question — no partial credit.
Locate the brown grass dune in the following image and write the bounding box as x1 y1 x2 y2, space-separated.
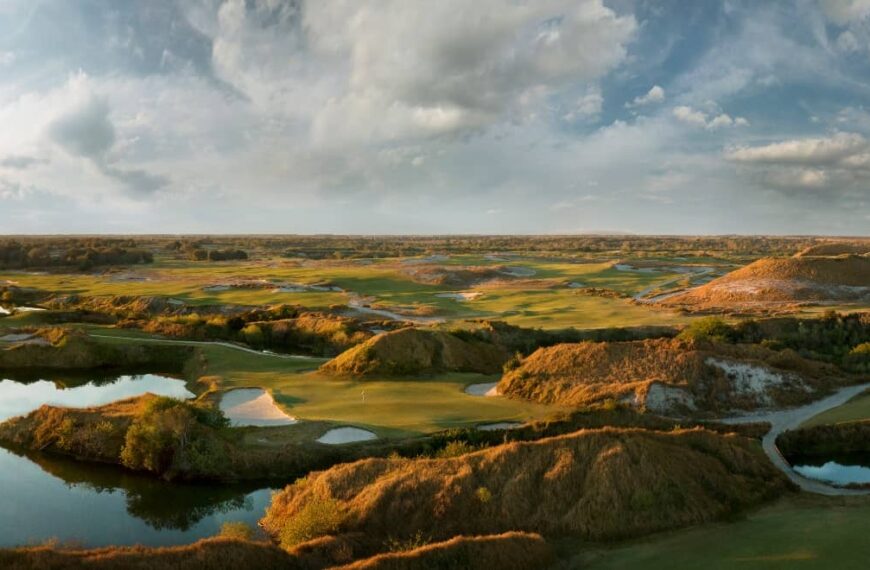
319 328 508 376
262 426 790 549
498 338 839 413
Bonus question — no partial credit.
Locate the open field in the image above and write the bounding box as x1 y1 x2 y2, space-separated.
574 496 870 570
803 389 870 427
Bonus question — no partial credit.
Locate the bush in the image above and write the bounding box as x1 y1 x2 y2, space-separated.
219 521 256 541
278 496 344 548
435 440 478 458
678 317 732 341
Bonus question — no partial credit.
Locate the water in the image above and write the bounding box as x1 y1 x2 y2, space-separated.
792 452 870 486
0 373 194 422
0 372 278 546
0 445 274 547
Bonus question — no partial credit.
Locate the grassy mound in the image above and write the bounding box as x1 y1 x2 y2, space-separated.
0 328 192 370
262 427 789 549
401 265 513 288
320 328 508 376
795 241 870 257
663 255 870 308
0 537 298 570
498 338 840 413
333 532 553 570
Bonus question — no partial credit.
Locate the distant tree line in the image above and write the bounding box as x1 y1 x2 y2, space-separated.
0 240 153 270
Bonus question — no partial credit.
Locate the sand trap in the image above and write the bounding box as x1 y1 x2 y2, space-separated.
0 333 48 345
435 292 483 301
478 422 522 431
317 427 378 444
567 282 585 288
465 382 500 396
14 306 46 312
203 285 230 292
0 307 9 315
220 388 297 427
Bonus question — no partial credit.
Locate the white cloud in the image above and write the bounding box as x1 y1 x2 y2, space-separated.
564 86 603 121
673 106 748 129
819 0 870 25
726 132 868 165
627 85 665 107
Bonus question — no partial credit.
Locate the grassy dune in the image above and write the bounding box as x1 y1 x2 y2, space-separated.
263 427 788 549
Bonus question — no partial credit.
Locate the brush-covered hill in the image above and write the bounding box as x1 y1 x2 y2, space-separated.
498 338 841 414
262 427 789 551
319 328 509 376
795 241 870 258
661 254 870 309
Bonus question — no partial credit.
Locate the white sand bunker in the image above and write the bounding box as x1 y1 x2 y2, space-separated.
478 422 522 431
14 306 46 312
317 427 378 445
465 382 500 396
220 388 297 427
435 292 483 301
0 307 9 315
567 282 585 288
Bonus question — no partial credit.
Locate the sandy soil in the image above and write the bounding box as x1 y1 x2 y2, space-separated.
316 427 377 444
219 388 297 427
464 382 500 396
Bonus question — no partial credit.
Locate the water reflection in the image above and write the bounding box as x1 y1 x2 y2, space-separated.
0 373 194 422
0 444 277 547
792 452 870 486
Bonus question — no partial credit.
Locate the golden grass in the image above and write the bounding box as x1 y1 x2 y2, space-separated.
320 328 508 376
332 532 553 570
262 427 789 548
498 337 841 413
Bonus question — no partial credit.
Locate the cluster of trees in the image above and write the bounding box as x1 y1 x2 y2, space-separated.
187 248 248 262
0 239 153 270
680 313 870 372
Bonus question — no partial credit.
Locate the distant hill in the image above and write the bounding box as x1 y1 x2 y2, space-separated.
795 241 870 257
320 328 509 376
661 254 870 308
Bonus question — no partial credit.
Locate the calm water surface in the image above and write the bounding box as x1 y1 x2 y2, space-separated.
0 373 278 547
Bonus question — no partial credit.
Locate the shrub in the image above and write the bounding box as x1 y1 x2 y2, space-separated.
219 521 256 541
385 530 431 553
278 496 344 548
476 486 492 504
435 440 478 458
678 317 732 341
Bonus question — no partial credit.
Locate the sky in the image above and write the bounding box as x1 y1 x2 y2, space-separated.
0 0 869 235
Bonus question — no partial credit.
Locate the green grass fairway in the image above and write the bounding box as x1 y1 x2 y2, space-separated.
0 255 709 329
574 496 870 570
87 331 560 439
803 388 870 427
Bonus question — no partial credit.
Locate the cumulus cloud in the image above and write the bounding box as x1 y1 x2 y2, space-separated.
563 86 604 121
726 132 870 193
673 106 748 129
46 78 168 195
626 85 664 107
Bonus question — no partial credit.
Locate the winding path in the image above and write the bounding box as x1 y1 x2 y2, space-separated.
718 382 870 496
89 334 321 360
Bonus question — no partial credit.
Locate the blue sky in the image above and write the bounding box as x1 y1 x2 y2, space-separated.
0 0 868 234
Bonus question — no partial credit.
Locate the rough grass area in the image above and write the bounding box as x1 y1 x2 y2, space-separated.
499 337 841 414
320 328 509 376
333 532 553 570
262 427 789 550
0 537 297 570
573 495 870 570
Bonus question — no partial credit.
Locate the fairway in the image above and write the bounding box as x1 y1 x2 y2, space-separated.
576 496 870 570
803 388 870 427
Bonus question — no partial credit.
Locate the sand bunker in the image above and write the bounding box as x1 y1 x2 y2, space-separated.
435 292 483 301
478 422 522 431
317 427 378 444
464 382 500 396
13 306 46 312
0 307 9 316
614 263 659 273
219 388 297 427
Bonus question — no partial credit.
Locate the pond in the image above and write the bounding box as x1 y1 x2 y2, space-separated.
792 452 870 486
0 444 275 547
0 373 194 422
0 371 279 547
